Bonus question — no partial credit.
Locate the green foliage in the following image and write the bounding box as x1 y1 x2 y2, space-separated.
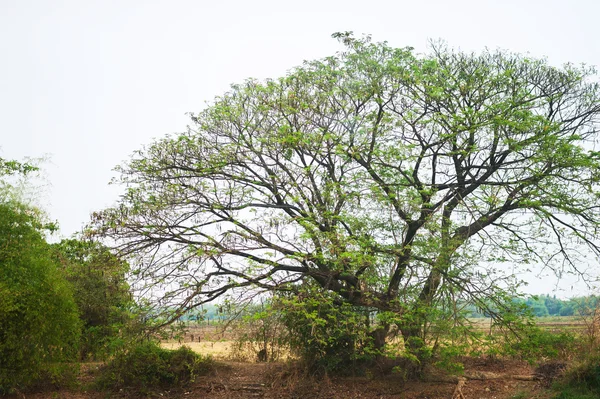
433 344 465 374
95 341 214 395
502 326 576 363
0 200 81 393
553 390 599 399
276 288 379 374
403 336 432 363
0 157 38 176
554 355 600 399
52 239 135 360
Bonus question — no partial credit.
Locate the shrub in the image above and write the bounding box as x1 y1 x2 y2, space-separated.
502 326 576 363
52 239 135 360
0 201 81 394
553 355 600 398
277 291 378 374
95 342 214 395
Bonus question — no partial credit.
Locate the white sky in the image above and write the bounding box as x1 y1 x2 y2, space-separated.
1 0 599 297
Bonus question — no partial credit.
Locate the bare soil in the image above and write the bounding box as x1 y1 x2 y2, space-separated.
9 358 556 399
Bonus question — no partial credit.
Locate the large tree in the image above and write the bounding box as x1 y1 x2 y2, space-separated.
94 34 600 346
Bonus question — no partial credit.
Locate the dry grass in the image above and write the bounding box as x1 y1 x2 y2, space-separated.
160 341 233 358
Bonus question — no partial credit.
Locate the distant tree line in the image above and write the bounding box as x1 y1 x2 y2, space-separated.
179 295 600 324
465 295 599 318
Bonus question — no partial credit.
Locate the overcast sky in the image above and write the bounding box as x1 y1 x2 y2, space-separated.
1 0 599 296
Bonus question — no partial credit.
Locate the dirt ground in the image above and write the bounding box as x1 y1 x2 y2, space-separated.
189 358 556 399
11 357 557 399
181 360 545 399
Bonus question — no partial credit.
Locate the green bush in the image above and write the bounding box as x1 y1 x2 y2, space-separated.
95 342 214 394
52 239 135 360
553 355 600 398
277 291 378 374
0 201 81 394
502 327 576 363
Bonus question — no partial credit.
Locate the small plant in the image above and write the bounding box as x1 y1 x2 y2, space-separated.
95 341 214 395
509 391 528 399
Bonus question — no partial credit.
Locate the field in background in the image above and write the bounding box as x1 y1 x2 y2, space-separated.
161 341 232 357
160 324 239 359
469 315 591 333
161 316 595 360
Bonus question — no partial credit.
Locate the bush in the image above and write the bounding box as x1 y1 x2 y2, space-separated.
95 342 214 394
52 239 136 360
277 291 378 374
0 201 81 394
553 355 600 398
502 327 576 363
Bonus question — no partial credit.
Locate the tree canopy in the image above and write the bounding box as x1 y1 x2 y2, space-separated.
94 34 600 343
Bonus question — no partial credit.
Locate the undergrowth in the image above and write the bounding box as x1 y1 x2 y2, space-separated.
553 355 600 399
95 341 214 395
